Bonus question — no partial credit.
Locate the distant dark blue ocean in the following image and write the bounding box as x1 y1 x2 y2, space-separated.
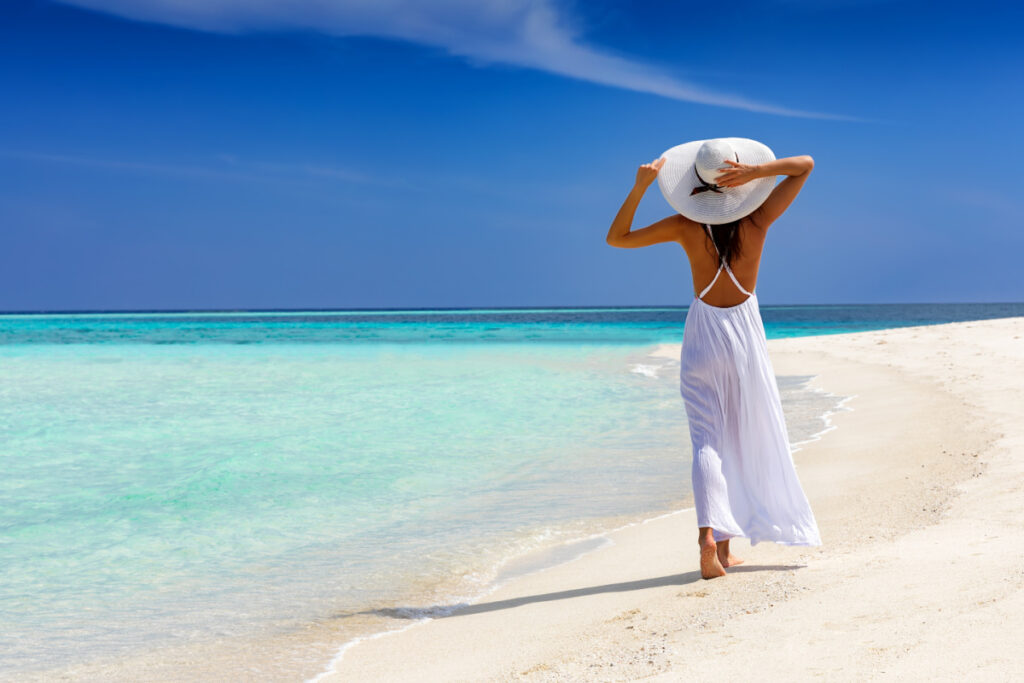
2 301 1023 345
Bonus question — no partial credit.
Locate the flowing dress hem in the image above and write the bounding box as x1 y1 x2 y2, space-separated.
704 527 822 547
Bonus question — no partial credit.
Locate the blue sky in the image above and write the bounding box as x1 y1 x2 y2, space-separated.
2 0 1022 311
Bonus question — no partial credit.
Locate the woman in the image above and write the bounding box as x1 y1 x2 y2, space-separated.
605 137 822 580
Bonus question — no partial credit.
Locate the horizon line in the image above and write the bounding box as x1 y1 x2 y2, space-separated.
2 300 1023 317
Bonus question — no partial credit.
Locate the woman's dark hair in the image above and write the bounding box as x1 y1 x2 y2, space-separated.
704 219 743 267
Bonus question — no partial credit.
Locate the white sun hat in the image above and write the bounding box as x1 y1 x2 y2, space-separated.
656 137 776 225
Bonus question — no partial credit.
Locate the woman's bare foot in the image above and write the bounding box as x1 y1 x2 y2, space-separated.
699 538 727 579
717 540 745 568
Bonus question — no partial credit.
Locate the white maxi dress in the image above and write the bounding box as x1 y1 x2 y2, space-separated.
680 224 822 546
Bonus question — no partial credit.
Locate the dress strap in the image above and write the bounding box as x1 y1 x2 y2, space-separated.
722 262 753 297
697 266 724 300
697 224 754 300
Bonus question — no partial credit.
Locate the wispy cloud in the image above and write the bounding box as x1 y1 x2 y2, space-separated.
54 0 854 120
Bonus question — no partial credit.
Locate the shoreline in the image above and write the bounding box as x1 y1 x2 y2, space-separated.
322 316 1024 681
306 352 852 681
10 346 849 682
305 359 862 680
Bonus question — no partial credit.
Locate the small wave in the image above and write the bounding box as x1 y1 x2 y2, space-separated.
790 382 857 453
629 364 660 378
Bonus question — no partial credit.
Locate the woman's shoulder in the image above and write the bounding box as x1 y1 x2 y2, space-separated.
738 215 769 245
676 215 708 251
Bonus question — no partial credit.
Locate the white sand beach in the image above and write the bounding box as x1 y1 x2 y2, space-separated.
322 316 1024 681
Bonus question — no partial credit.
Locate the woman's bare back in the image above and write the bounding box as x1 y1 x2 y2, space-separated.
679 217 768 308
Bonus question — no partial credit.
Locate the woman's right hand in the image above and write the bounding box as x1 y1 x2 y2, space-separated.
634 157 666 190
714 159 763 188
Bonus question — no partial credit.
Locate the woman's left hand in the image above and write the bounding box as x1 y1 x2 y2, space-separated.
715 159 762 188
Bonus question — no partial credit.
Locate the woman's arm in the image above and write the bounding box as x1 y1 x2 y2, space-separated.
606 157 683 249
716 155 814 231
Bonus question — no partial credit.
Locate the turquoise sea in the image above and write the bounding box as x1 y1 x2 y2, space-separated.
2 302 1023 679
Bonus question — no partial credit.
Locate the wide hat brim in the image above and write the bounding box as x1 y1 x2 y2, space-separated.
656 138 776 225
